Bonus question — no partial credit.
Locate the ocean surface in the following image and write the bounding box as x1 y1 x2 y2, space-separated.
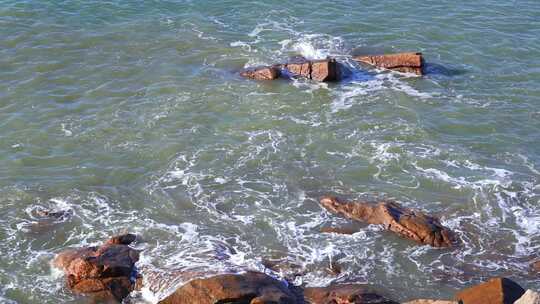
1 0 540 303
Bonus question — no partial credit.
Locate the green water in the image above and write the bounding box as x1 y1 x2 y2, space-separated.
1 1 539 303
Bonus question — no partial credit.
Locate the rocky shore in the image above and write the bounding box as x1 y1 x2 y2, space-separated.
51 211 539 304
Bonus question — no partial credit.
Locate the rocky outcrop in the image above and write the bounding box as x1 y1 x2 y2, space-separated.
240 66 281 80
319 196 454 247
283 57 339 82
303 284 398 304
454 277 525 304
353 52 424 75
158 271 297 304
403 300 457 304
515 290 540 304
53 233 140 303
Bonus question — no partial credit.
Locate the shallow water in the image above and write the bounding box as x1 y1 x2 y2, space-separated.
1 0 539 302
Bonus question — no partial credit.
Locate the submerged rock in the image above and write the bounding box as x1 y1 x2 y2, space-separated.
454 277 525 304
53 233 140 303
532 260 540 273
319 196 455 247
320 226 360 235
303 284 398 304
158 271 297 304
240 65 281 80
284 56 339 81
353 52 424 75
515 290 540 304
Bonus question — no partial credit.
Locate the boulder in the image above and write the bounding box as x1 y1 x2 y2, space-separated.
454 277 525 304
515 290 540 304
240 66 281 80
403 300 457 304
53 233 140 303
284 57 339 82
158 271 297 304
303 284 398 304
319 196 454 247
353 52 424 75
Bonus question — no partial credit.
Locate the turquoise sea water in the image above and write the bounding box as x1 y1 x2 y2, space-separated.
1 0 539 302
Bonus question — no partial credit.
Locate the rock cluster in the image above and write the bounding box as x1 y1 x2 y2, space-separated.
158 272 397 304
353 52 424 75
239 51 425 82
53 233 140 302
319 196 454 247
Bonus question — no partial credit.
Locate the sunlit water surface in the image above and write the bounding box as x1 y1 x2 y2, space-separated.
1 1 539 302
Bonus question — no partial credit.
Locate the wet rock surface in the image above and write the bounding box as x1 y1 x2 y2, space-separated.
303 284 398 304
353 52 424 75
240 65 281 80
158 271 297 304
454 277 525 304
53 233 140 303
240 57 339 82
319 196 454 247
158 271 399 304
284 56 339 81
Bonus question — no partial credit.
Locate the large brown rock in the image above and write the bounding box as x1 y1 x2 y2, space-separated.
284 57 339 82
353 52 424 75
158 271 297 304
240 66 281 80
53 233 140 303
303 284 398 304
455 277 525 304
319 196 454 247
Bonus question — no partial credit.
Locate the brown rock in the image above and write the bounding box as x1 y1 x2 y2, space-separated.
311 58 339 82
319 196 454 247
106 233 137 245
284 57 339 82
303 284 398 304
285 57 311 79
353 52 424 75
53 234 140 303
240 66 281 80
158 271 297 304
403 300 457 304
455 277 525 304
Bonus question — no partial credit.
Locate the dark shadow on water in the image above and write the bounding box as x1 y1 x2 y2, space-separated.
424 62 467 77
